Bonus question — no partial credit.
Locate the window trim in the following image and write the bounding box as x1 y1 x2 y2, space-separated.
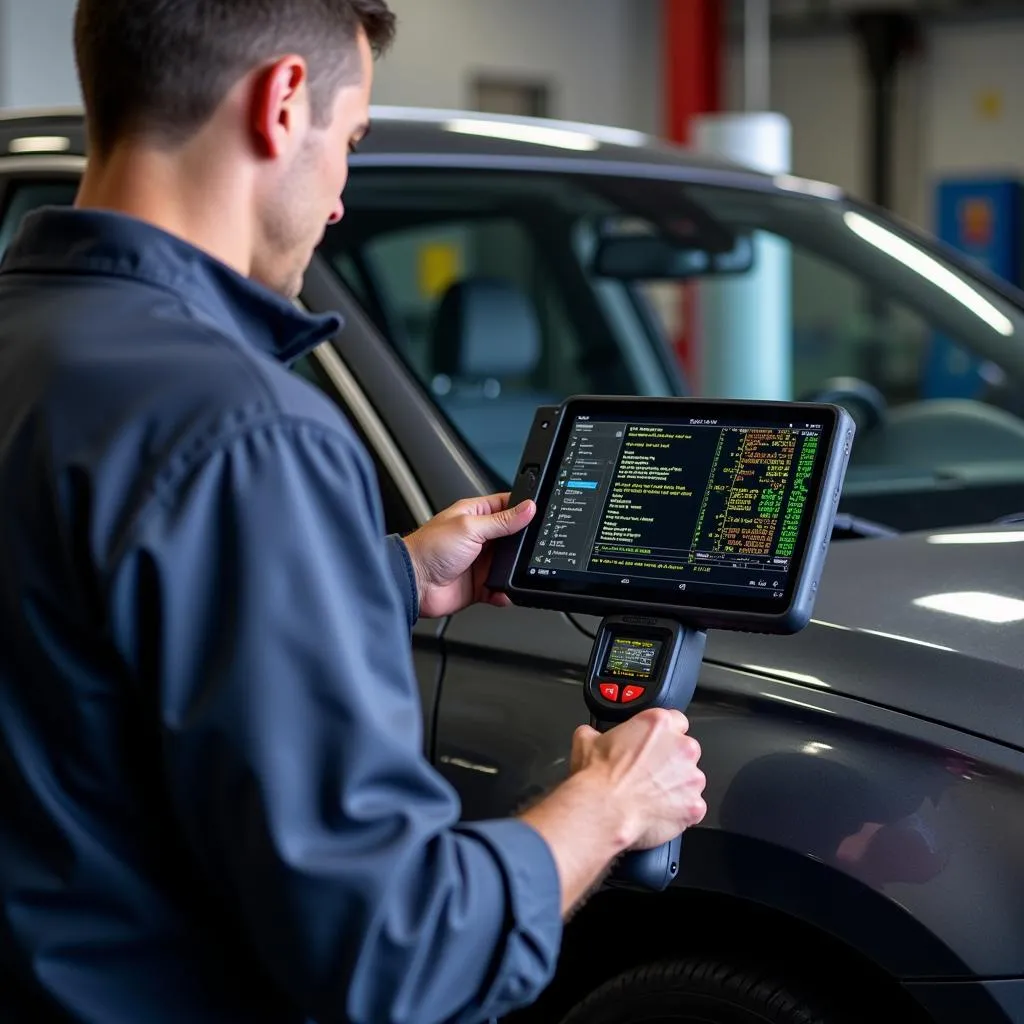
311 342 433 525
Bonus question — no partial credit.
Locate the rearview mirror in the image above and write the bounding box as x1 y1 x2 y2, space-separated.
591 233 756 280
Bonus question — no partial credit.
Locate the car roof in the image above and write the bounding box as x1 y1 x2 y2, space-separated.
0 105 842 199
359 106 759 173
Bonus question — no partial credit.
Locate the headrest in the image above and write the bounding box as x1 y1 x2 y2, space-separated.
431 277 541 380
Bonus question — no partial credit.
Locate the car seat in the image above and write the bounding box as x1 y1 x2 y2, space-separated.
428 276 559 480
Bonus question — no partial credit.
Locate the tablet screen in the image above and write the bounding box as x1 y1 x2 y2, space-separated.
510 399 840 617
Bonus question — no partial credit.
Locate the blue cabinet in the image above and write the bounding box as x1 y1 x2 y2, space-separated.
923 177 1022 398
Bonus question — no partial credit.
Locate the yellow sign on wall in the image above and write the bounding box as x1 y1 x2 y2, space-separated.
976 89 1003 121
418 243 462 299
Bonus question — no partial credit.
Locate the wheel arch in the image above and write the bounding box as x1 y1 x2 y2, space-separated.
510 830 960 1024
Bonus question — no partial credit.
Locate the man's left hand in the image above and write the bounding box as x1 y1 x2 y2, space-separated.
402 493 536 618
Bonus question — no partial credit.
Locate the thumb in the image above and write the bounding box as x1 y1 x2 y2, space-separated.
471 499 536 542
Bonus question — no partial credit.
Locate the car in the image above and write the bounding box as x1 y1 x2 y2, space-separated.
2 106 1024 1024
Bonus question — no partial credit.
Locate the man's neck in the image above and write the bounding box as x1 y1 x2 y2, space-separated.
75 142 253 277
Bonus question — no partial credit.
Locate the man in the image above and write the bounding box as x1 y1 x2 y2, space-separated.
0 1 707 1022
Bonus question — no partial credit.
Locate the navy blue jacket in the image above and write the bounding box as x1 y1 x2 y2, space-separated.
0 209 561 1024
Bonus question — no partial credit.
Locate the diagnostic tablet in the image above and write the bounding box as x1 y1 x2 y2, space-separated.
487 396 855 633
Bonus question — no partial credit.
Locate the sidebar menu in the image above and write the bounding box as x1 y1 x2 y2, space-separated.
530 419 626 574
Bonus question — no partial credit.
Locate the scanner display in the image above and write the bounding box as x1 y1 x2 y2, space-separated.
525 412 825 603
602 637 662 681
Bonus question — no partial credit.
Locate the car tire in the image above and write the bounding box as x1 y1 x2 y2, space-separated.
557 957 841 1024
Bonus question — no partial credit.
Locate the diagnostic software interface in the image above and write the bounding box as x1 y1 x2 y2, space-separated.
527 412 824 602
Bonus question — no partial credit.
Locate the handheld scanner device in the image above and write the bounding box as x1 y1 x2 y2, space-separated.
585 616 707 889
488 396 855 890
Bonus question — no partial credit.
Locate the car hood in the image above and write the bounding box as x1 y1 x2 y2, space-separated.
707 523 1024 750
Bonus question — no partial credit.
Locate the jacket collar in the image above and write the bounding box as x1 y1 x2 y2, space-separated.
0 207 342 364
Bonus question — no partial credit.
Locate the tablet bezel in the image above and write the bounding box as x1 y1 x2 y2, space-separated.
501 395 853 633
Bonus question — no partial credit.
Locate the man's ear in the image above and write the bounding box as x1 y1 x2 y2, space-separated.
250 56 310 159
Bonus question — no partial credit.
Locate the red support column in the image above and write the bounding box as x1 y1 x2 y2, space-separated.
663 0 723 383
664 0 722 144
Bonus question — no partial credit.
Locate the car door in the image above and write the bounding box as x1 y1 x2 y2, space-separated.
429 602 593 820
0 159 448 757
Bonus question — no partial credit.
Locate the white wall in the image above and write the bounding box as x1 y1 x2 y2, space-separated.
372 0 644 129
726 35 865 195
0 0 655 132
924 20 1024 181
727 17 1024 232
724 32 928 226
1 0 79 109
623 0 662 137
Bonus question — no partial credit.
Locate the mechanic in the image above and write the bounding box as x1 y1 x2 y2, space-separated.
0 2 707 1023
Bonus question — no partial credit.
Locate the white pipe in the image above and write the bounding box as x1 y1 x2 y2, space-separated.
692 112 793 401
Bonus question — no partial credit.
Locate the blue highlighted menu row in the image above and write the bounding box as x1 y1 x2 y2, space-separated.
566 480 598 490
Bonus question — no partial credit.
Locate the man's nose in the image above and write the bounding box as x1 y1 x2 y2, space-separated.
328 199 344 224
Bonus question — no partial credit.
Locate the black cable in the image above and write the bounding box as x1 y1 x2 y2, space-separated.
564 611 597 640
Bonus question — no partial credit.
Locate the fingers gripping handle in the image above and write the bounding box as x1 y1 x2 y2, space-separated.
590 714 684 892
615 834 681 891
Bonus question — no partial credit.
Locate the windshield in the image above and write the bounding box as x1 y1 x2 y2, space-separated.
320 166 1024 533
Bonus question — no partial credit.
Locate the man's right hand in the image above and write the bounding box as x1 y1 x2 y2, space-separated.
570 709 706 850
519 709 706 915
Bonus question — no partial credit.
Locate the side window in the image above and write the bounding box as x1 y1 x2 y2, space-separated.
321 171 676 483
332 216 590 482
360 216 590 392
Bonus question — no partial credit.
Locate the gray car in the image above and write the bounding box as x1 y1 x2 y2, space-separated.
2 107 1024 1024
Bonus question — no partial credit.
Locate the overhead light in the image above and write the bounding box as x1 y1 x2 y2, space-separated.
928 531 1024 545
9 135 70 154
913 591 1024 624
443 118 600 151
843 210 1015 337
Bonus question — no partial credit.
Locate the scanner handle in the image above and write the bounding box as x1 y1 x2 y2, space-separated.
592 713 683 892
615 834 680 890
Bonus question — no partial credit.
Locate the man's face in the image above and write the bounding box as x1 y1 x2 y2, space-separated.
252 32 373 298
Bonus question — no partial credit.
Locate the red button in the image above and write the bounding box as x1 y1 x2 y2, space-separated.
621 685 646 703
599 682 620 702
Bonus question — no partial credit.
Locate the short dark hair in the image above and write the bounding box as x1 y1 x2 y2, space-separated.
73 0 396 156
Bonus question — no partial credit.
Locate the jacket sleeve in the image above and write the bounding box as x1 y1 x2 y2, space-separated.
384 533 420 629
107 415 563 1024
